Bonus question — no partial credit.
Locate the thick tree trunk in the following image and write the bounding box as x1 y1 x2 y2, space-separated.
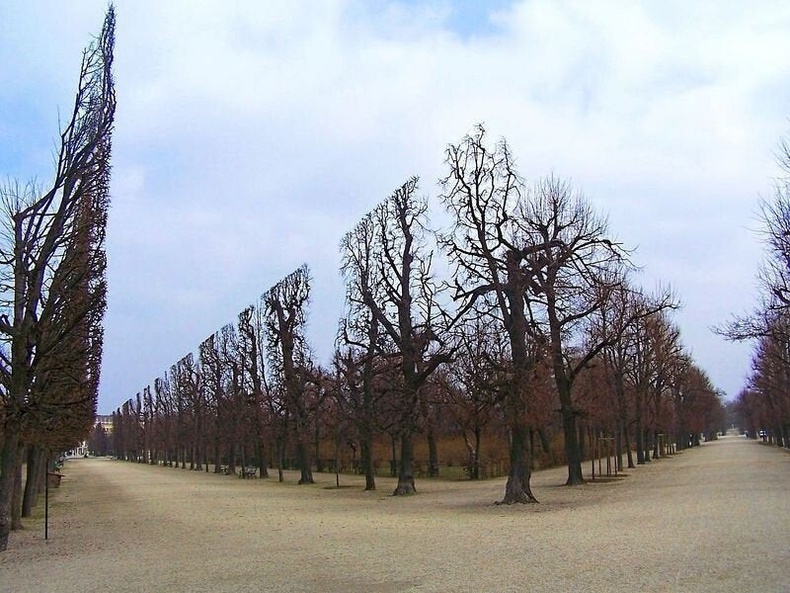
360 436 375 491
10 461 23 531
314 423 323 474
22 446 44 517
393 433 416 495
0 430 22 550
296 440 314 484
228 443 237 476
560 403 584 485
500 424 538 504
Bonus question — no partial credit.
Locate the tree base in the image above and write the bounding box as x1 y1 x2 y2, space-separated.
497 490 539 505
392 476 416 496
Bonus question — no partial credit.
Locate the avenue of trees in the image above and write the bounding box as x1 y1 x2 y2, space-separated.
0 5 730 553
110 126 725 506
0 8 115 551
721 135 790 447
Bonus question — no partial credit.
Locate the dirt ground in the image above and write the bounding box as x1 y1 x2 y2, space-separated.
1 434 788 592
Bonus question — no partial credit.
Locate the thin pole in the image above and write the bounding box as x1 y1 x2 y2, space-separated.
45 453 49 540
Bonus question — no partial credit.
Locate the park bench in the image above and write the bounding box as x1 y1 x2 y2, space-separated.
240 466 257 479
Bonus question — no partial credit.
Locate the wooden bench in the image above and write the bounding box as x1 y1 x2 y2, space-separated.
240 466 257 479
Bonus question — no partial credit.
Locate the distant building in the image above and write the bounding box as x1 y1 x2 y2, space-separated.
66 414 114 457
95 414 114 434
66 442 87 457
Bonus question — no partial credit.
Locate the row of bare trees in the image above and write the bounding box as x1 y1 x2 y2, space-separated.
722 134 790 446
112 265 325 484
0 8 115 551
112 125 725 506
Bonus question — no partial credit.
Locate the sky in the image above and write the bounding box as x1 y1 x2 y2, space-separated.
2 0 789 413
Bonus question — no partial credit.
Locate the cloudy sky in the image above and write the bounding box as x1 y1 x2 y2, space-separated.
2 1 788 412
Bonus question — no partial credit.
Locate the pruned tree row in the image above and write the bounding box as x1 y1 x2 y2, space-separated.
0 6 732 555
109 265 323 484
720 135 790 446
108 126 725 507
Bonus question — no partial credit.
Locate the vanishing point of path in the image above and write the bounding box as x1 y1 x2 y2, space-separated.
1 434 788 592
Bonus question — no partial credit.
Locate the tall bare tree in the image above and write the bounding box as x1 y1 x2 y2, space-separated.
439 125 547 503
0 6 115 551
263 265 316 484
513 176 636 485
237 304 270 477
339 211 385 490
341 178 450 495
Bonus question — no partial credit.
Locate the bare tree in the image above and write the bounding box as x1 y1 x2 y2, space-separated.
719 137 790 343
719 135 790 439
594 283 679 469
439 125 545 503
263 265 316 484
237 305 270 477
0 6 115 551
341 178 451 495
339 211 385 490
512 177 636 485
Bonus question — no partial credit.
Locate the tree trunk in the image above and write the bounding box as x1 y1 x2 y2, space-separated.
389 435 398 478
560 402 584 485
500 424 538 504
314 423 323 474
213 442 221 474
393 433 416 495
427 427 439 478
256 441 269 478
296 440 313 484
538 428 551 456
22 446 44 517
614 375 628 471
653 429 660 460
474 428 484 479
0 430 22 550
10 459 23 531
463 427 482 480
228 443 237 476
622 421 634 469
635 390 646 464
360 436 375 491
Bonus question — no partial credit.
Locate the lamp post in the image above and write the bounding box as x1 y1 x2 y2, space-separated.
45 453 49 540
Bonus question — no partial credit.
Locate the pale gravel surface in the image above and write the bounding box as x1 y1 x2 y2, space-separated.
1 434 788 592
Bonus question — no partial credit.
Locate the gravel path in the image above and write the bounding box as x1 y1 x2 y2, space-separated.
1 434 788 592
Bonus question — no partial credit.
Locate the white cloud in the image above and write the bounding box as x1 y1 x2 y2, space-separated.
3 0 788 408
